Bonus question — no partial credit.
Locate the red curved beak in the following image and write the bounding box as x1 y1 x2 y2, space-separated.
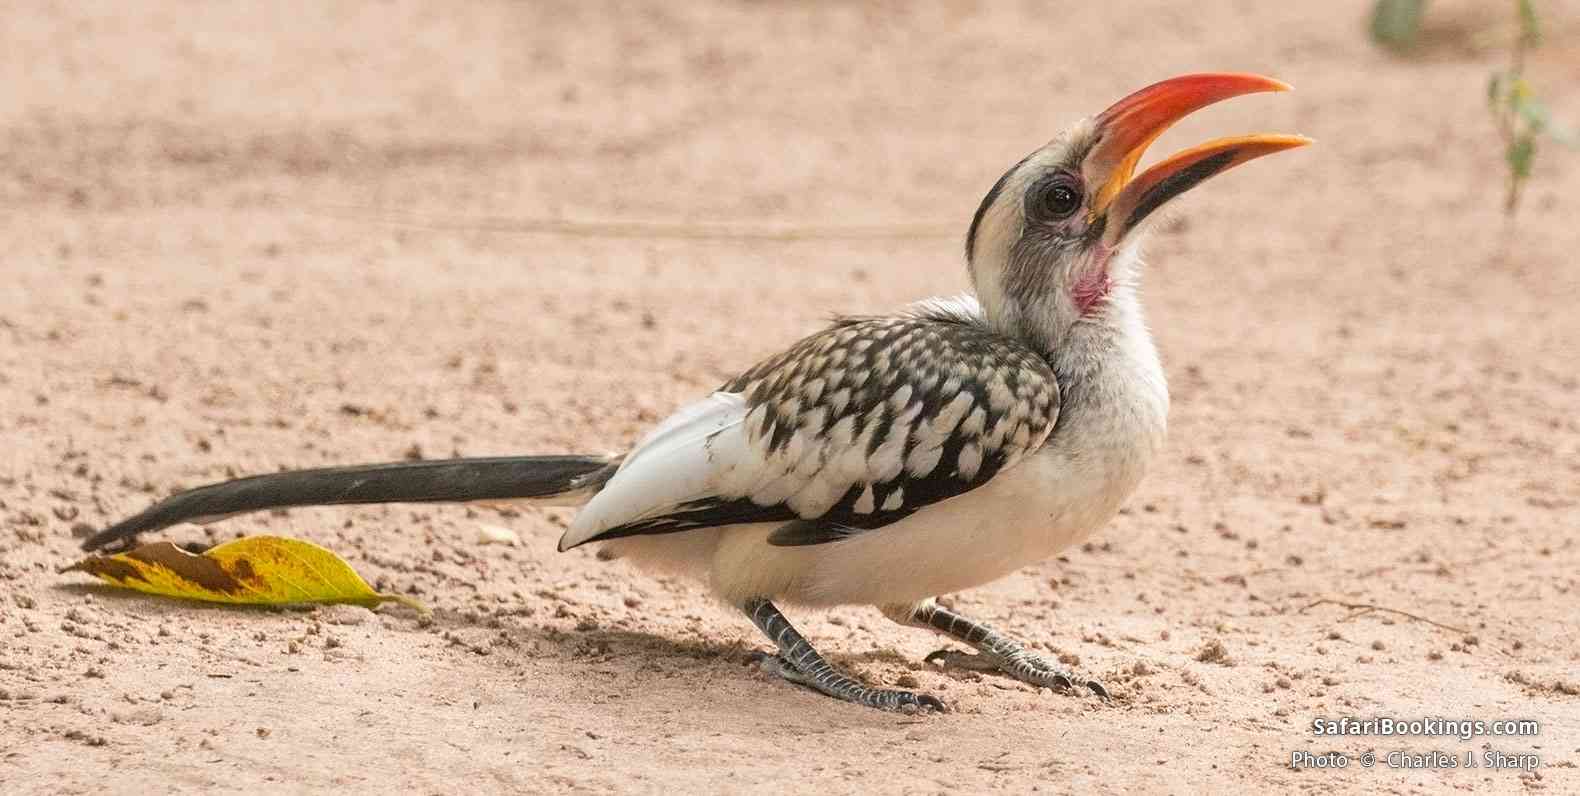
1083 73 1311 245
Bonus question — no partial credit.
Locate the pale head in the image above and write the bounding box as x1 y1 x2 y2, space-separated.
965 73 1311 351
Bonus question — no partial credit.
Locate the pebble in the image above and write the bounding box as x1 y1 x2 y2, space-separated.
476 524 520 547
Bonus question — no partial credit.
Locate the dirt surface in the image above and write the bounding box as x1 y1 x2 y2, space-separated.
3 1 1578 793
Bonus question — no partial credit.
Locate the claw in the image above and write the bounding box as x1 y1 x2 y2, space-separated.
924 648 1001 672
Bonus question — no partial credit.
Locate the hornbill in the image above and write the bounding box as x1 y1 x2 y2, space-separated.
83 73 1308 712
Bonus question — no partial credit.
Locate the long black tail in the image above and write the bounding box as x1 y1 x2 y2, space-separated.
81 455 616 552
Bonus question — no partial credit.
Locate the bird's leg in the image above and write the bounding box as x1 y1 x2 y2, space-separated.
743 598 945 713
885 601 1109 698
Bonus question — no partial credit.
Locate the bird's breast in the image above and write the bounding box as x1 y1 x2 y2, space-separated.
792 322 1169 606
783 445 1135 606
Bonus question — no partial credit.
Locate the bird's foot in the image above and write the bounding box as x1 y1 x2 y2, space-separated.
924 647 1109 698
750 651 946 714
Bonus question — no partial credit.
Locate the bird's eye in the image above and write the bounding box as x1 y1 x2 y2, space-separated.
1033 178 1082 220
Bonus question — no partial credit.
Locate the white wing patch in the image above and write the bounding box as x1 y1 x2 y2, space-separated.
559 392 751 551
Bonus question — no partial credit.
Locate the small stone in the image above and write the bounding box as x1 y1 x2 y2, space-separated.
476 523 520 547
256 727 271 739
1196 640 1231 665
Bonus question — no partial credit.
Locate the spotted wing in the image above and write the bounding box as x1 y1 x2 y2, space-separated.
560 313 1059 549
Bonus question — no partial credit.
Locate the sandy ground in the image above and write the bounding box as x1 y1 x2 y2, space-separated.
2 1 1578 793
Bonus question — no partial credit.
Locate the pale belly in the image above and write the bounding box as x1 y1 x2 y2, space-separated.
601 444 1151 608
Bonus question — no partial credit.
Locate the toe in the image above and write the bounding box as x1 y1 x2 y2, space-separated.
748 650 789 672
890 690 947 714
924 648 1001 673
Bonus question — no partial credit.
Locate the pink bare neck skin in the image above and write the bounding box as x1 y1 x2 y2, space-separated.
1072 248 1114 315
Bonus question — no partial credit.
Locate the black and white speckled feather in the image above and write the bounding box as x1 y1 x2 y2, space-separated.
559 300 1060 549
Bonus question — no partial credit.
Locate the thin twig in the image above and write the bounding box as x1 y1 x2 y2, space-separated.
307 205 959 242
1298 598 1470 635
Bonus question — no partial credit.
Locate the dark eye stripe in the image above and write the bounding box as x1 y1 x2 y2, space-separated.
965 152 1035 262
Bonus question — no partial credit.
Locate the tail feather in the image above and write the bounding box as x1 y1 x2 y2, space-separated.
81 455 615 552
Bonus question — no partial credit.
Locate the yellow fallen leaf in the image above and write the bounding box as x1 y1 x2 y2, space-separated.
64 536 424 613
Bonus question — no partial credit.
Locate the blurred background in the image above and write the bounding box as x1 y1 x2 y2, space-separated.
2 2 1575 792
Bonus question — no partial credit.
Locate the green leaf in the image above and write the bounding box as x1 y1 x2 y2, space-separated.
1516 0 1542 48
64 536 426 612
1507 136 1536 179
1371 0 1428 49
